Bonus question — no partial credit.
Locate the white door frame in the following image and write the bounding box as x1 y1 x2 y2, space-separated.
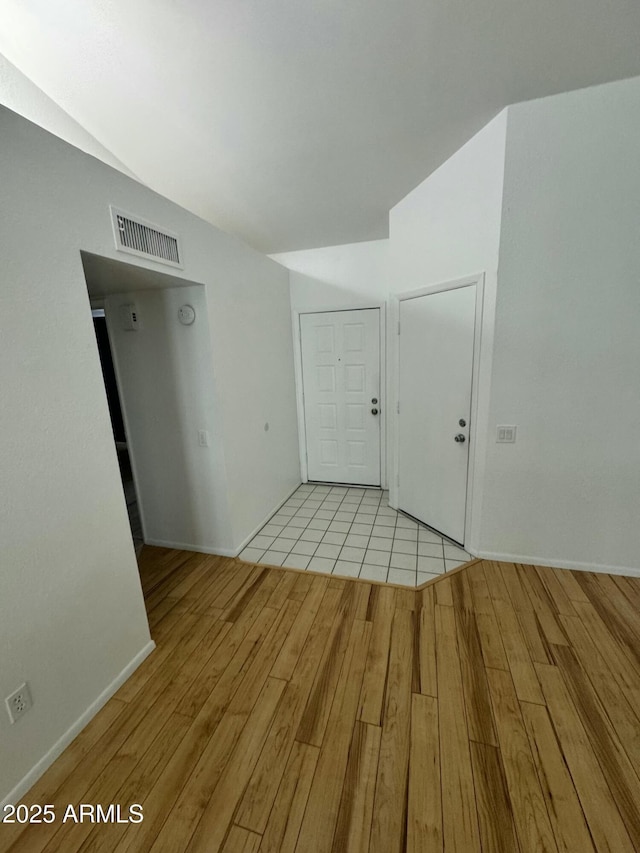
390 273 485 547
101 304 148 545
292 303 387 488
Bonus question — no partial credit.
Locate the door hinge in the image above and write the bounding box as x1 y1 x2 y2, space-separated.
396 473 400 487
397 321 400 335
397 401 400 414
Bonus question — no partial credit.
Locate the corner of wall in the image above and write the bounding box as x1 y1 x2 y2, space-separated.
1 641 155 808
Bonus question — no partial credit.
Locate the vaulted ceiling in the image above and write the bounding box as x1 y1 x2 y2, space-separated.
2 0 640 252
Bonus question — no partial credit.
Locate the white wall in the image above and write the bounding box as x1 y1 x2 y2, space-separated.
194 247 300 553
0 105 299 804
388 111 507 291
273 108 508 303
106 285 233 552
273 239 391 311
0 53 136 179
480 76 640 574
207 270 302 547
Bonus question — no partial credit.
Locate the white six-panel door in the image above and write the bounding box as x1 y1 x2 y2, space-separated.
398 285 476 544
300 309 381 485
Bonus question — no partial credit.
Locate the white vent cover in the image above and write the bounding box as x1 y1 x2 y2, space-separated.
110 206 183 269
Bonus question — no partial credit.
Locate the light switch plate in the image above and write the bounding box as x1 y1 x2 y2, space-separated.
497 425 517 443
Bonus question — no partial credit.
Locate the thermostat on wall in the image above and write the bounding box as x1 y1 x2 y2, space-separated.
178 304 196 325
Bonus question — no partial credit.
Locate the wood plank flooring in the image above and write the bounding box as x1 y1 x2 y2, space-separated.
3 548 640 852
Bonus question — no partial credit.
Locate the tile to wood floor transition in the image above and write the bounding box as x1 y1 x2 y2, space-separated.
3 548 640 853
240 483 472 586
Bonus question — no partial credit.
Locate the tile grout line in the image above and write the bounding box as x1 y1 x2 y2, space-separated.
358 490 387 583
295 484 378 578
320 485 387 581
242 482 468 586
293 484 359 571
252 485 395 581
330 486 368 578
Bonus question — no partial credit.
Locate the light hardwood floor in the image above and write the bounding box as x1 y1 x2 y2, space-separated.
3 547 640 852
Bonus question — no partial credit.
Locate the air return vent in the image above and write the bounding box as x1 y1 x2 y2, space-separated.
110 206 183 268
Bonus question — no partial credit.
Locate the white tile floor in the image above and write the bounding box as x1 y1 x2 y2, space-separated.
239 484 473 587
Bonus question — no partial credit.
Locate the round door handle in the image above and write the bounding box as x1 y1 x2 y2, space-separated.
454 433 466 443
371 408 379 415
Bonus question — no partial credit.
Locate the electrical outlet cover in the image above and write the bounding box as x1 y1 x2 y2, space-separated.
6 682 32 724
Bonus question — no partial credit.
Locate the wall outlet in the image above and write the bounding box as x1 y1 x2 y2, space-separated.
6 682 32 724
496 425 517 443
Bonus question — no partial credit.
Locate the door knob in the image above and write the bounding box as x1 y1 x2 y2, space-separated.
459 418 466 427
371 397 378 404
454 434 466 443
371 408 379 415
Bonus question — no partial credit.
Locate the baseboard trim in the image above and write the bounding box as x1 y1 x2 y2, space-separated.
476 550 640 578
144 484 303 560
143 538 237 557
233 483 303 556
0 640 156 809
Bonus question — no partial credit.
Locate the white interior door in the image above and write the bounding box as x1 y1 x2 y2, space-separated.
301 308 381 485
398 285 476 543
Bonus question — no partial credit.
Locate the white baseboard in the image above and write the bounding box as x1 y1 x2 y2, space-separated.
0 640 156 810
144 485 303 560
233 482 303 556
476 549 640 578
143 538 237 557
